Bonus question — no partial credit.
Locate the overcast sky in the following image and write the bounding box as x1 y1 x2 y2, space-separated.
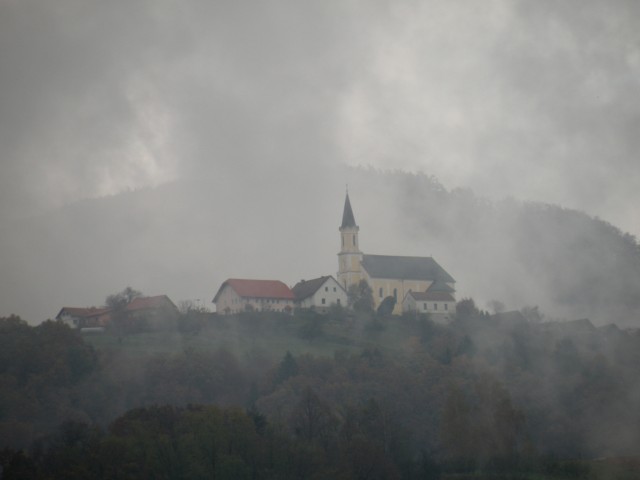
1 0 639 234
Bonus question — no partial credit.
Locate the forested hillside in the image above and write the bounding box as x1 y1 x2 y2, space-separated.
2 309 639 478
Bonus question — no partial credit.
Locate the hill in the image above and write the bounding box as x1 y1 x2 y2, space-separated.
2 310 640 478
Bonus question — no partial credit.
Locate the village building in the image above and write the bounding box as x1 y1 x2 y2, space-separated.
55 294 179 330
292 275 348 312
55 306 112 329
338 192 456 315
213 278 295 314
124 295 179 328
402 281 457 322
125 295 179 319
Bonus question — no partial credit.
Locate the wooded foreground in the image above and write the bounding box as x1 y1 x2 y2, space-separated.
1 305 639 479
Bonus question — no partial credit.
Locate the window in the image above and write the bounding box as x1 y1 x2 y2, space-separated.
379 287 383 298
434 303 438 311
333 287 336 292
444 303 448 311
325 287 328 292
337 299 341 305
423 303 427 310
321 298 326 305
353 236 356 246
393 288 397 299
342 237 344 246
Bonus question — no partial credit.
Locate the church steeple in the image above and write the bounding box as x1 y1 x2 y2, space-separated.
338 191 362 289
341 192 357 228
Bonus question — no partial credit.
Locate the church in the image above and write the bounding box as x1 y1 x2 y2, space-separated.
338 192 456 317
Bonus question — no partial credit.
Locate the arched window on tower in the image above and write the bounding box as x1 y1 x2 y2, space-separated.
393 288 397 299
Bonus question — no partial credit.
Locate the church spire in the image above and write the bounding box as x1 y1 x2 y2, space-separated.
341 192 357 229
338 190 362 290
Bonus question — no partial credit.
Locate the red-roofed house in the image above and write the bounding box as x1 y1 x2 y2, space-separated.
55 307 112 329
122 295 180 328
213 279 295 314
56 295 179 330
125 295 179 316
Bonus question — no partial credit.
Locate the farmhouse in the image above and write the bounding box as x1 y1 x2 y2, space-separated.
56 307 111 329
123 294 179 329
292 275 348 312
125 295 179 319
213 278 295 314
55 294 179 330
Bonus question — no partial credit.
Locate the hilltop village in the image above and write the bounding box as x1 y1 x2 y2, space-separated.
56 193 456 329
214 192 456 318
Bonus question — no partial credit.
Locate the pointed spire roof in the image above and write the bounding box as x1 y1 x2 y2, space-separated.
341 192 357 228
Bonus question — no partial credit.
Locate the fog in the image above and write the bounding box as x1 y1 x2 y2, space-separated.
1 1 640 324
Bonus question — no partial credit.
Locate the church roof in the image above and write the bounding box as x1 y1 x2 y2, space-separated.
426 280 455 293
406 290 456 302
213 278 295 302
341 193 357 228
361 254 455 283
292 276 339 301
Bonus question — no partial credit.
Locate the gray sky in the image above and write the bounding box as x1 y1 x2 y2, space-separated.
1 0 639 233
1 1 640 322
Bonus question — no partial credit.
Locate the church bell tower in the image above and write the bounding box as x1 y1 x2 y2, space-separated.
338 191 363 290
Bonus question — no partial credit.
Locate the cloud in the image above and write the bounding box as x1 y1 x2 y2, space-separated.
337 0 640 235
0 1 174 216
2 0 639 232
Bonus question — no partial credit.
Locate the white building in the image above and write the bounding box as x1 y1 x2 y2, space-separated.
402 281 457 322
213 278 295 315
292 275 348 312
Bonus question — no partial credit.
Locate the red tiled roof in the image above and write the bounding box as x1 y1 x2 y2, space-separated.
125 295 177 312
213 278 295 302
56 306 111 319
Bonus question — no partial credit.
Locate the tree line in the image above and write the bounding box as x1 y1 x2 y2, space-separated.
1 301 640 478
